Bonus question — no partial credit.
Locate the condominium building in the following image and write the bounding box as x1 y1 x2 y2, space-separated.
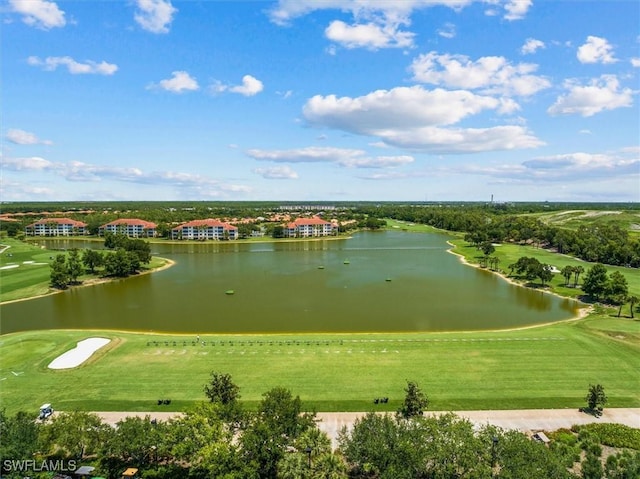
285 217 335 237
99 219 158 238
171 219 238 240
25 218 88 236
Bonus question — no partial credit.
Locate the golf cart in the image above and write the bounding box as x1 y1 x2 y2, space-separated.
39 403 53 420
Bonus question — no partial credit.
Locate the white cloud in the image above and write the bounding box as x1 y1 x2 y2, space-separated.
503 0 532 20
631 58 640 68
410 51 550 96
9 0 65 29
150 71 199 93
6 129 52 145
247 146 415 168
304 86 504 131
230 75 264 96
521 38 545 55
1 156 251 195
27 56 118 75
548 75 633 117
450 148 639 183
134 0 177 34
437 22 456 39
302 85 542 153
213 75 264 96
371 125 543 153
325 20 414 49
253 166 299 179
577 36 617 64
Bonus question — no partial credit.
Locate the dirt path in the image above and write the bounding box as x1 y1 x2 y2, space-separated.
91 408 640 448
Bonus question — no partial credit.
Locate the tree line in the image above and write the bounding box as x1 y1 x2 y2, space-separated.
50 234 152 289
2 376 638 479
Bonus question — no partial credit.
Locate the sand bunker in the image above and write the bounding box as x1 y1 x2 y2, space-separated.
0 264 19 270
48 338 111 369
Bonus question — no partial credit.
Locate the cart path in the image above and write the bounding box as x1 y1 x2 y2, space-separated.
91 408 640 448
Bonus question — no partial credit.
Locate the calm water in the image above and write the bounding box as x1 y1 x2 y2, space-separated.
0 231 579 334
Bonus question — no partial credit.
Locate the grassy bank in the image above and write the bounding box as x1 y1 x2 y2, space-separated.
0 315 638 415
0 237 171 303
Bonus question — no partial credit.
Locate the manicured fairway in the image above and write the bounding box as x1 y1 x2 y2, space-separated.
0 316 638 415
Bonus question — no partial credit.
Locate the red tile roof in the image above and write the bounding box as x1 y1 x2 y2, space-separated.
287 217 332 228
101 218 157 228
27 218 87 227
173 219 238 230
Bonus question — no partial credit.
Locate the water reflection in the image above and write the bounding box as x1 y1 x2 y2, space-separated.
0 232 580 334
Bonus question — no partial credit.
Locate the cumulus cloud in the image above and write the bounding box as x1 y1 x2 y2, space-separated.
631 58 640 68
27 56 118 75
247 146 415 169
548 75 633 117
302 86 542 153
134 0 177 34
253 166 299 179
230 75 264 96
9 0 65 29
577 36 617 64
410 52 550 96
149 71 199 93
6 129 52 146
0 156 251 196
325 20 414 49
503 0 532 20
212 75 264 96
521 38 545 55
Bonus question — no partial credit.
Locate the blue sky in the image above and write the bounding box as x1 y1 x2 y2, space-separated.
2 0 639 202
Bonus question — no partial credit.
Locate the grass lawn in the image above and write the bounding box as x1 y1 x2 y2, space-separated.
0 315 638 415
0 237 170 303
448 239 640 300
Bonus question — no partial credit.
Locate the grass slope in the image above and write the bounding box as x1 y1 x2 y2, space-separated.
0 237 169 303
0 317 638 415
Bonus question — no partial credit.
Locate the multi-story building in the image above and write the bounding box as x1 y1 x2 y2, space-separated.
285 217 335 238
99 219 158 238
25 218 88 236
171 219 238 240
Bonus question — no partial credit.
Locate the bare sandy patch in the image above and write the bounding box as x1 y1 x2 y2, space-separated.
48 338 111 369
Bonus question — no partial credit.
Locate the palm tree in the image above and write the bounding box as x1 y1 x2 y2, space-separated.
561 265 574 286
573 265 584 288
629 296 638 319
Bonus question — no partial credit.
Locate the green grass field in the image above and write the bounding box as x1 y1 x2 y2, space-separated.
1 220 639 416
0 237 169 303
0 315 638 415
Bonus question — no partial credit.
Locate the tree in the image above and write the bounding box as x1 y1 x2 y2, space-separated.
204 371 240 405
573 265 585 287
582 264 609 300
272 225 285 238
0 410 40 464
50 253 70 289
585 384 607 413
629 296 638 319
398 381 428 419
561 265 574 286
66 248 84 284
537 263 554 286
82 248 104 273
203 371 242 424
104 249 133 277
606 271 629 313
40 411 108 460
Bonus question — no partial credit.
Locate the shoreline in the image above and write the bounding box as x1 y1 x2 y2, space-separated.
0 257 175 306
446 241 591 328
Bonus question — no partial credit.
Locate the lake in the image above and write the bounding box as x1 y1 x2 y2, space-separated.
0 231 579 334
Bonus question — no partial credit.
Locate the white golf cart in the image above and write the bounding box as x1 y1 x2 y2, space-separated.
38 403 53 420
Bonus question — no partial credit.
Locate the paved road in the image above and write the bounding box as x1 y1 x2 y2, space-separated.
93 408 640 449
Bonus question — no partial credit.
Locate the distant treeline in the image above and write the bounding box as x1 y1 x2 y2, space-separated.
363 205 640 268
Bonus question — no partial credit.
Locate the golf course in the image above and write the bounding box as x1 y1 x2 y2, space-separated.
1 212 639 416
